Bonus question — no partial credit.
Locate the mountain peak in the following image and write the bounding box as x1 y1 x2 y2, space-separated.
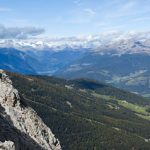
0 31 150 52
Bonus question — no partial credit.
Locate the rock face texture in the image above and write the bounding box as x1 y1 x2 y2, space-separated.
0 70 61 150
0 141 15 150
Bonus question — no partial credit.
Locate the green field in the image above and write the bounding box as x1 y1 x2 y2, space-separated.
92 91 150 121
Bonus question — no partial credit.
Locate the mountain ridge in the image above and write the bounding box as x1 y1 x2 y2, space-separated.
0 31 150 54
0 70 61 150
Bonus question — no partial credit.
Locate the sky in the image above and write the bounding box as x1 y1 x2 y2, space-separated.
0 0 150 38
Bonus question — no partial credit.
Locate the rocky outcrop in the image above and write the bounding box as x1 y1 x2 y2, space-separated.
0 141 15 150
0 70 61 150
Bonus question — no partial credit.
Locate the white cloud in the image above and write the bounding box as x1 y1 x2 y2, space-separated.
103 0 146 20
0 25 45 39
84 8 96 15
121 0 137 11
73 0 82 6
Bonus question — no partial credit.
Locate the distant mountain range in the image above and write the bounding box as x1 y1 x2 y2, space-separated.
0 32 150 97
0 31 150 52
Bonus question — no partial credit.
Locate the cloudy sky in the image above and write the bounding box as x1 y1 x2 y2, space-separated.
0 0 150 37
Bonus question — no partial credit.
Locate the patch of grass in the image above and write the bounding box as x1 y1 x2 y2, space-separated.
92 91 150 121
118 101 149 115
136 114 150 121
118 100 150 121
92 92 114 101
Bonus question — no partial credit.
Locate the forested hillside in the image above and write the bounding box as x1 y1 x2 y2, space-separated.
8 71 150 150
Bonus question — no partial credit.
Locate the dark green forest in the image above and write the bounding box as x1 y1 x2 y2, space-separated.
7 71 150 150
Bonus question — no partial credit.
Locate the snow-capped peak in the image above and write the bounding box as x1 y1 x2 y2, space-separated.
0 31 150 54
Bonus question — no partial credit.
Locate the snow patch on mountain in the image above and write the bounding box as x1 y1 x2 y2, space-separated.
0 31 150 55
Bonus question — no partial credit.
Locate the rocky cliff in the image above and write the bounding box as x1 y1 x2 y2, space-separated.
0 70 61 150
